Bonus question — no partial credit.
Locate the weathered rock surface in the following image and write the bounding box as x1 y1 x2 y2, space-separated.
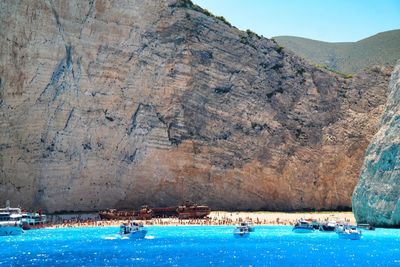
0 0 392 212
352 61 400 227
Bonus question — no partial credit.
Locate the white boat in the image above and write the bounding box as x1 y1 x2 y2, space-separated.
21 211 47 230
337 225 362 240
292 220 314 233
239 221 255 232
0 201 23 236
234 225 250 237
119 221 147 239
335 223 346 233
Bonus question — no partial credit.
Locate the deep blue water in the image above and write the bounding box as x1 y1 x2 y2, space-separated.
1 226 399 266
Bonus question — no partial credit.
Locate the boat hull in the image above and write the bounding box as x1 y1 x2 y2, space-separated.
177 210 210 219
177 204 211 219
0 226 23 236
151 207 178 218
129 230 147 239
320 225 336 231
22 223 46 230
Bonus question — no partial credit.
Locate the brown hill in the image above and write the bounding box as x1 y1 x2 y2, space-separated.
274 29 400 74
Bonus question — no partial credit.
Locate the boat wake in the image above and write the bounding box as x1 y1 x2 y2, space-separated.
103 235 153 240
103 235 119 240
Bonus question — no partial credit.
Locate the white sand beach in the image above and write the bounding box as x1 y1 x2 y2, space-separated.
44 211 355 228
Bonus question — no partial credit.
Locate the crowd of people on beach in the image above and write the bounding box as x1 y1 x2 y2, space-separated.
45 213 351 229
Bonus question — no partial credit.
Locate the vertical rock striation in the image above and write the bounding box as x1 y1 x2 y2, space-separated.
0 0 392 212
353 61 400 227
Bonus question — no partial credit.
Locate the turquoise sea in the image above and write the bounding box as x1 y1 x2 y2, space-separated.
1 226 399 266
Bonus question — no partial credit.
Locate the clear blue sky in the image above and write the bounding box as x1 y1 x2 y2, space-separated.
192 0 400 42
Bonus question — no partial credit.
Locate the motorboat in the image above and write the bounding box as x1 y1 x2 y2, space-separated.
119 221 147 239
304 218 320 230
357 223 375 230
234 225 250 237
239 221 255 232
320 221 337 231
337 225 362 240
292 220 314 233
0 201 23 236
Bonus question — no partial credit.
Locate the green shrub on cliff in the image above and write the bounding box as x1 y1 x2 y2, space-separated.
171 0 232 26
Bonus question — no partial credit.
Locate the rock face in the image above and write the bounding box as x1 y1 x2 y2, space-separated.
0 0 392 212
352 61 400 227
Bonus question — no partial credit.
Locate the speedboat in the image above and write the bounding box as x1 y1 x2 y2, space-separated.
292 220 314 233
0 201 23 236
337 225 362 240
234 225 250 238
119 221 147 239
239 221 255 232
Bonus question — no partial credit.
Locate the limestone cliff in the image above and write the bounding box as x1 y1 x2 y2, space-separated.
0 0 392 212
352 61 400 227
